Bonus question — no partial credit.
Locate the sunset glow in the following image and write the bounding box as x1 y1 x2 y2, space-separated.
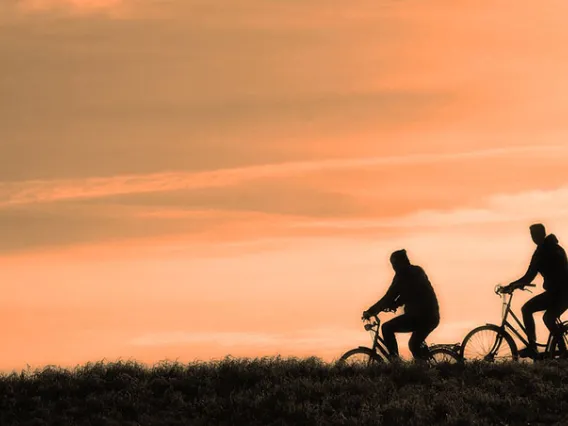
1 0 568 371
18 0 125 14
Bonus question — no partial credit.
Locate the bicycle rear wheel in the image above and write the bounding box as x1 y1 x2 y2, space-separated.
428 347 461 364
550 320 568 359
338 347 383 366
461 324 518 362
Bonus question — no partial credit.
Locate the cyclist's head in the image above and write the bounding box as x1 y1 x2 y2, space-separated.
529 223 546 245
390 249 410 272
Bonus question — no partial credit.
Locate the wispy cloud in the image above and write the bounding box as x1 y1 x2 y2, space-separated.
18 0 127 15
1 145 564 207
294 184 568 230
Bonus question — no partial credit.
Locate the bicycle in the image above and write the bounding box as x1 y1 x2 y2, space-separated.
338 309 462 365
460 283 568 362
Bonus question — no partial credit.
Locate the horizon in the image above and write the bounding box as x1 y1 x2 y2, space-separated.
2 0 568 371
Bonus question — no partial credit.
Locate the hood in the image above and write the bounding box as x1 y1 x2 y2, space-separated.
544 234 559 245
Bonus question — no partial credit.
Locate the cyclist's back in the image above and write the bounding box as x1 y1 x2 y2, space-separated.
532 233 568 294
394 264 440 319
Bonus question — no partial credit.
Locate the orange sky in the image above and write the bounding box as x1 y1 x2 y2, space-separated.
2 0 568 371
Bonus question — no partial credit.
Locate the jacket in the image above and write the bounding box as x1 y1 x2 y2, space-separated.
517 234 568 293
367 264 440 318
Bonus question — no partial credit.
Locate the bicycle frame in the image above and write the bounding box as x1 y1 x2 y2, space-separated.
361 314 459 360
496 289 564 355
361 315 392 360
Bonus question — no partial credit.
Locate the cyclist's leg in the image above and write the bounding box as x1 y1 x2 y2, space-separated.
521 292 551 352
381 315 416 359
408 315 440 360
543 294 568 355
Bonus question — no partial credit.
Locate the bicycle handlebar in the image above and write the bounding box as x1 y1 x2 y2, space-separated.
495 283 536 295
361 305 398 330
361 307 396 321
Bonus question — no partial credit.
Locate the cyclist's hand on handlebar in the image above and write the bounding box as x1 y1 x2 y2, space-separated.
500 282 537 294
502 283 522 293
362 310 371 321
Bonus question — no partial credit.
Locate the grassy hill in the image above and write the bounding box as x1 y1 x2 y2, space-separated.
1 357 568 425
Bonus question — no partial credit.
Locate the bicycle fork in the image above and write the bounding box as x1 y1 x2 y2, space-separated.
486 333 506 361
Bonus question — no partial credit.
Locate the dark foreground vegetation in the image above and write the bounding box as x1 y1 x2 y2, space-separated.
1 357 568 425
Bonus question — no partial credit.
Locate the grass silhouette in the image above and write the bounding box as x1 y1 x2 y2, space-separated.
1 356 568 425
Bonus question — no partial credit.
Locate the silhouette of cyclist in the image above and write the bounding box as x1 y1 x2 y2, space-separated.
502 223 568 358
362 249 440 361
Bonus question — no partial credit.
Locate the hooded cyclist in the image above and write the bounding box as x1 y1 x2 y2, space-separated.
502 223 568 358
362 249 440 361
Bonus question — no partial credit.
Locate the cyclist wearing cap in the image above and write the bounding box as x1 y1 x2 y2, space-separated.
502 223 568 358
362 249 440 361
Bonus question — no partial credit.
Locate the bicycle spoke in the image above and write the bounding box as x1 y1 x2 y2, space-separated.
339 348 381 366
344 354 370 366
429 348 460 364
463 327 515 362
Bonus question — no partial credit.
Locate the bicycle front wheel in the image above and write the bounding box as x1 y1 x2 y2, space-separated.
338 347 383 366
461 325 518 362
428 347 461 364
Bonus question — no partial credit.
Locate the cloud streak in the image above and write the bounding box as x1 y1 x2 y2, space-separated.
17 0 127 16
294 184 568 230
1 144 565 207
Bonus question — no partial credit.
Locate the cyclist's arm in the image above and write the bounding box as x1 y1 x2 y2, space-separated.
510 251 539 287
366 278 400 316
